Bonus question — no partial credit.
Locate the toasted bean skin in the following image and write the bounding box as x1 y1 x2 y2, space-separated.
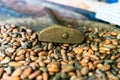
42 72 48 80
48 62 59 73
110 32 118 36
73 47 83 54
9 62 23 67
36 75 43 80
7 76 21 80
28 70 40 79
60 49 67 61
20 67 32 79
11 67 23 77
17 49 26 56
15 55 25 61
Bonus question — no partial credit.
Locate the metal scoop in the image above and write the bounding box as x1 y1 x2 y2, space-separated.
36 8 84 44
37 24 84 43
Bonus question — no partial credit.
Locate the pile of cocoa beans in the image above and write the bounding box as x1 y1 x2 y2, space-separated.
0 24 120 80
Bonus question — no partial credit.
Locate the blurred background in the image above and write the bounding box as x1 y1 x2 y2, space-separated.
0 0 119 25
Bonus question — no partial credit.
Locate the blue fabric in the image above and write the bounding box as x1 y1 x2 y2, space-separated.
107 0 118 3
0 6 27 18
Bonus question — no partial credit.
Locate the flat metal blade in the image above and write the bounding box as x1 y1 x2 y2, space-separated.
37 24 84 44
